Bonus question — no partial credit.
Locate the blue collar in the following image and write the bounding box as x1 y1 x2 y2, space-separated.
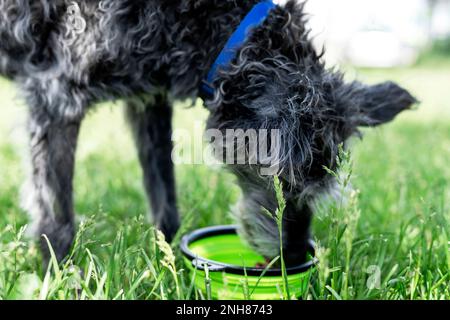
200 0 276 98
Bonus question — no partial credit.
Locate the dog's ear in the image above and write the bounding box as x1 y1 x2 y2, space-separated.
337 81 417 127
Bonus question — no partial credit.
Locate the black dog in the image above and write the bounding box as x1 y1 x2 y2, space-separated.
0 0 415 266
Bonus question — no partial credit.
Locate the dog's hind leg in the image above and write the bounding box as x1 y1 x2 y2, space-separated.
125 94 180 242
23 105 82 265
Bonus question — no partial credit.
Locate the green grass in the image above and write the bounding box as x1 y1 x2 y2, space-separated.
0 59 449 300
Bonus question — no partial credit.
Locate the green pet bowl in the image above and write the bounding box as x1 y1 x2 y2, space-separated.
180 225 317 300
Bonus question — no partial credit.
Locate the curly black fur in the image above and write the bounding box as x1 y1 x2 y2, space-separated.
0 0 416 266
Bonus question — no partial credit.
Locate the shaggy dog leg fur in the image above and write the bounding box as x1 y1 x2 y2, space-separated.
125 95 180 242
23 107 81 263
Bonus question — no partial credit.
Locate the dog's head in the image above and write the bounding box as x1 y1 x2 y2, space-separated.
205 1 416 264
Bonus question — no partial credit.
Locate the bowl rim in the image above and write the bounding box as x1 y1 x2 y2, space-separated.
180 225 318 276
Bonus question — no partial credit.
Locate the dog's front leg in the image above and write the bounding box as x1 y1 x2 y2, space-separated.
23 109 82 265
282 201 313 266
125 94 180 242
